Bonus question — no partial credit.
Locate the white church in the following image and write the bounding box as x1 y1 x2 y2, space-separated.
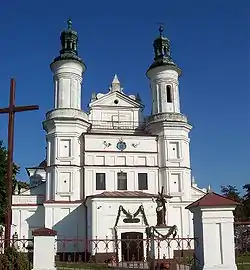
12 20 207 259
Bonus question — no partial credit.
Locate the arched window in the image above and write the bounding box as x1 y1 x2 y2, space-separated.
166 85 172 103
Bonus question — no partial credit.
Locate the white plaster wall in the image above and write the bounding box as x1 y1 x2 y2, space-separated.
168 203 194 238
84 134 157 152
47 166 83 201
45 119 87 201
89 108 141 124
84 134 159 196
51 60 84 110
19 183 46 196
12 206 45 239
12 195 45 205
156 125 192 200
147 67 180 114
86 197 195 257
44 203 85 239
88 198 156 239
88 89 144 130
88 198 194 239
85 167 158 196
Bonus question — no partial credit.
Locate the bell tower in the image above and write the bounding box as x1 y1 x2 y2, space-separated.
51 19 86 110
43 19 90 207
146 26 181 115
146 27 192 200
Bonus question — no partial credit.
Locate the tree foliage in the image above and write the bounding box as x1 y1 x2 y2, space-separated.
0 246 30 270
0 141 29 225
221 184 250 221
221 185 241 201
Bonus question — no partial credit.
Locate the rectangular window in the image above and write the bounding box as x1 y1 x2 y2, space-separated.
166 85 173 103
96 173 106 190
117 172 127 190
169 141 180 159
138 173 148 190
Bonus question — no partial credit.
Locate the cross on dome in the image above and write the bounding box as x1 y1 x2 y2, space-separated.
67 18 72 30
109 74 123 92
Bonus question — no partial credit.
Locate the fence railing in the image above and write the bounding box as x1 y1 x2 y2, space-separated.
55 237 198 269
0 238 33 270
235 221 250 270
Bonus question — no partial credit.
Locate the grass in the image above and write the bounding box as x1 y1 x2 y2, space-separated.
237 253 250 270
237 263 250 270
56 262 109 270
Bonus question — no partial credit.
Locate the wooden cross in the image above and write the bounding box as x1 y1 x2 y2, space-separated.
158 186 165 199
0 78 39 247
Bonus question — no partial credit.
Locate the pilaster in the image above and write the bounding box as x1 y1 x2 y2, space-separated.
43 110 90 201
146 114 192 199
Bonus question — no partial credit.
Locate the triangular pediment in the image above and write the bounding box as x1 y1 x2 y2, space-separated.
89 91 143 109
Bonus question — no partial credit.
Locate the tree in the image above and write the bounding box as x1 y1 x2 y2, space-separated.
243 184 250 219
221 185 241 201
243 184 250 201
220 185 245 221
0 141 20 225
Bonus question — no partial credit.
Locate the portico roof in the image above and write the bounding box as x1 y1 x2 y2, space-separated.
87 191 172 199
186 191 240 209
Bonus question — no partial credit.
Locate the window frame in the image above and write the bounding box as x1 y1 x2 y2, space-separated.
96 173 106 190
117 172 127 190
166 85 173 103
138 173 148 190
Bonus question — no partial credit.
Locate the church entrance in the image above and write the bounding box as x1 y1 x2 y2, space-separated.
121 232 144 262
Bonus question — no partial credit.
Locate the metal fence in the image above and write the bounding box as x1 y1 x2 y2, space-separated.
55 236 198 270
235 221 250 270
0 238 33 270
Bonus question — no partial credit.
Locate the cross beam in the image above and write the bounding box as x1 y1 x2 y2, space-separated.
0 78 39 248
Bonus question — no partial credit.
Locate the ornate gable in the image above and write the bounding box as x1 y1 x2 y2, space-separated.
89 75 143 109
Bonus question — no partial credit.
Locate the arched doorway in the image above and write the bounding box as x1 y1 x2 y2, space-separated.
121 232 144 262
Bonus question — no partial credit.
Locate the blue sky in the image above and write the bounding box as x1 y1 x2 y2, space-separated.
0 0 249 192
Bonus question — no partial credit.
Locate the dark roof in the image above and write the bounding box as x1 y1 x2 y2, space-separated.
32 227 57 236
38 160 47 168
186 191 240 209
88 191 172 199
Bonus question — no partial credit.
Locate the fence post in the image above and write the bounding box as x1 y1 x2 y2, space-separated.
186 191 239 270
32 227 57 270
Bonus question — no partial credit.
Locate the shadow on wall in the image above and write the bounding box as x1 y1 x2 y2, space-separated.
25 206 45 238
29 182 46 196
52 204 86 252
26 203 86 242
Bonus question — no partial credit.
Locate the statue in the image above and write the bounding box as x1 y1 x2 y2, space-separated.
154 187 167 227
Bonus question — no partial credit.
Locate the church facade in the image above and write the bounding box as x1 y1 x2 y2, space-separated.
11 21 206 252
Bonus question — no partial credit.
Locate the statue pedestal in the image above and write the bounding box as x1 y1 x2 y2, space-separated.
149 226 176 260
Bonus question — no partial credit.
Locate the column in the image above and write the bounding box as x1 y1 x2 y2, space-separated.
32 228 57 270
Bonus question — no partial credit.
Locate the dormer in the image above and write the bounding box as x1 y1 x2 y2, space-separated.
88 75 145 133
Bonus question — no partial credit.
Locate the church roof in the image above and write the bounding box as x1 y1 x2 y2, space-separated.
88 191 172 198
186 191 240 209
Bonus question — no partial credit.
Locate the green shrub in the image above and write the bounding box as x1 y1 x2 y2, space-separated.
0 246 31 270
